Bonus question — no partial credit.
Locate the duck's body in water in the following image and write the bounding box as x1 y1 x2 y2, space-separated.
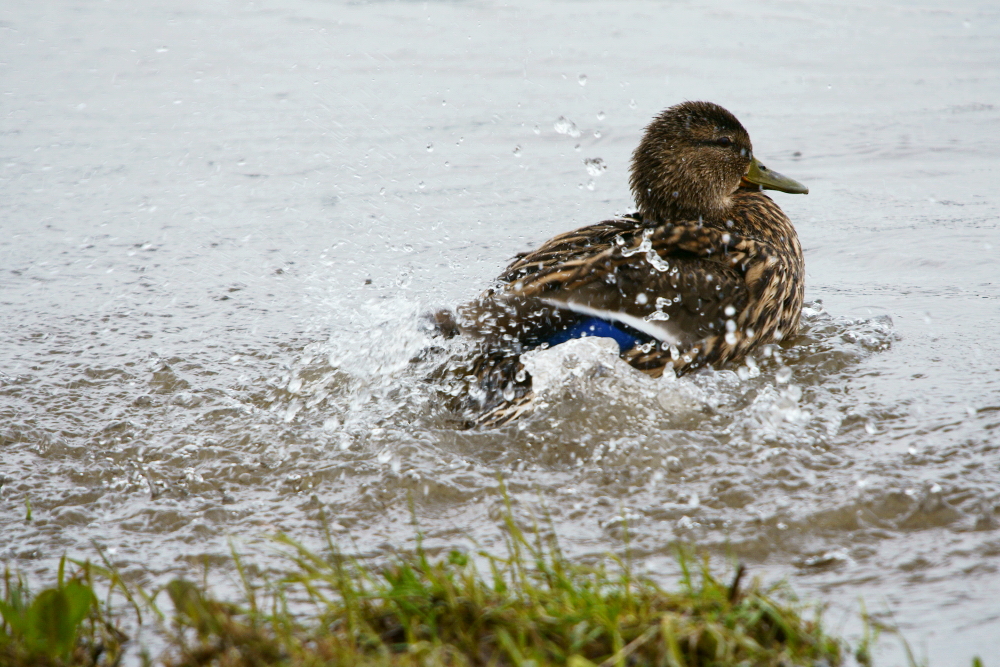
434 101 809 426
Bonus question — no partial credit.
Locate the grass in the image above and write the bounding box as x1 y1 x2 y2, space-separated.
154 517 842 667
0 556 129 666
0 492 971 666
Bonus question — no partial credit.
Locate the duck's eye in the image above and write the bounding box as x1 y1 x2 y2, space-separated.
715 137 733 147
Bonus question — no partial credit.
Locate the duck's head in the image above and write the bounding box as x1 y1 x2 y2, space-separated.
630 101 807 222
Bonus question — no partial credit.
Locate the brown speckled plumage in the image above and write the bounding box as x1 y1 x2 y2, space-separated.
439 101 807 426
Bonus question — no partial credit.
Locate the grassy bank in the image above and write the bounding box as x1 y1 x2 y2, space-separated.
0 500 930 666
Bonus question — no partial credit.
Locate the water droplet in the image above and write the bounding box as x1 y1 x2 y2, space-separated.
725 332 738 345
597 110 605 120
156 46 169 53
513 145 521 157
418 181 425 189
578 73 588 86
775 366 792 383
864 421 877 435
629 99 637 109
515 368 526 383
502 383 515 401
553 116 581 138
635 292 648 305
426 143 434 152
283 400 301 423
585 180 595 190
584 157 606 177
533 124 541 135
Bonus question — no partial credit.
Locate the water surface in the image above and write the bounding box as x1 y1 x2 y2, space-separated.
2 1 999 663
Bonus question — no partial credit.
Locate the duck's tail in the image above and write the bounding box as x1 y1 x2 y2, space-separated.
463 348 534 427
476 389 536 428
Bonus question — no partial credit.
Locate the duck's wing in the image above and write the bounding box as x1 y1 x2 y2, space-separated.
498 216 646 282
455 217 647 346
505 222 778 375
516 223 749 328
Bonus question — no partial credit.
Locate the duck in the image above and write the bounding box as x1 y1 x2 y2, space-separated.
433 101 808 427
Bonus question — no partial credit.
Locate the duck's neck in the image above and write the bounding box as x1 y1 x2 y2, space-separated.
637 189 795 244
636 197 728 226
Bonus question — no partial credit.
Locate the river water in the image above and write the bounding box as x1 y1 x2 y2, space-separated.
2 0 999 663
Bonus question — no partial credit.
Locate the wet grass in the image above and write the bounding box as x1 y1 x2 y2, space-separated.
156 521 843 667
0 496 968 666
1 556 129 667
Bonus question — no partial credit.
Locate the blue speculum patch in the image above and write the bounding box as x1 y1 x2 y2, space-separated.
544 317 650 351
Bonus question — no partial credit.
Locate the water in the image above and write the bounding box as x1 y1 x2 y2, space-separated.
2 0 999 663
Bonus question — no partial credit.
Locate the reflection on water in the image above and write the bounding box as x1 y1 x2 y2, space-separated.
2 0 1000 664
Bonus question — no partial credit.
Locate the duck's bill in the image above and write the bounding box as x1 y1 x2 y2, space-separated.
741 157 809 194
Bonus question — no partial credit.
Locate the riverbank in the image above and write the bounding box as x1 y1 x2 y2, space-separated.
4 499 860 667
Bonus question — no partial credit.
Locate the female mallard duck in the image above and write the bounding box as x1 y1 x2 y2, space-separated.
436 101 808 426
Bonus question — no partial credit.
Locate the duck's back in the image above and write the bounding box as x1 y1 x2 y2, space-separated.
622 190 805 375
478 190 803 377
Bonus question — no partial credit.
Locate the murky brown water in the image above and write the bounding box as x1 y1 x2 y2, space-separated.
3 0 999 663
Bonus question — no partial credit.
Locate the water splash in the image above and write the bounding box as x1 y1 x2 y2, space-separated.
554 116 582 138
584 157 607 177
